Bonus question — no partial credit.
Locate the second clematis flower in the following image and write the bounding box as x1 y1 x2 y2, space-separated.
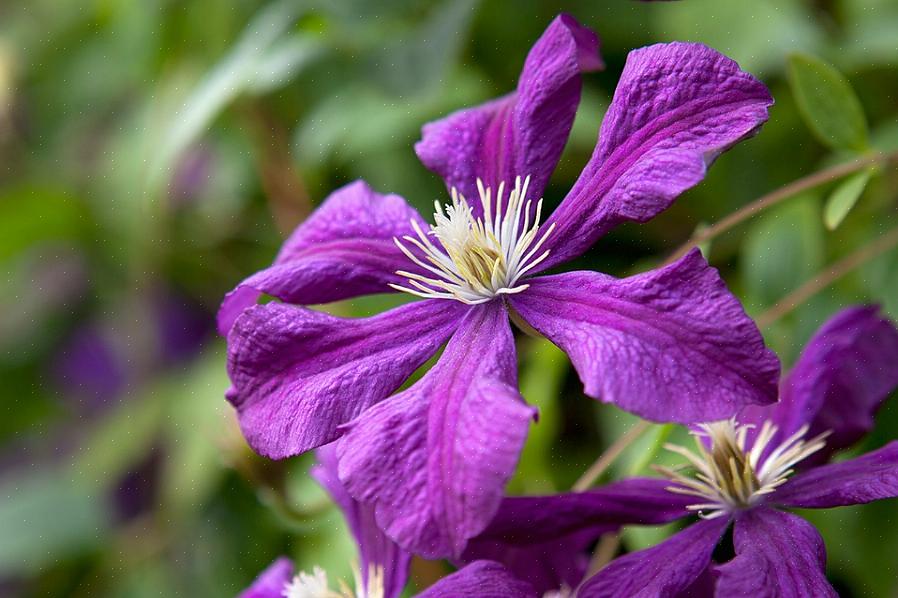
222 15 780 558
464 306 898 596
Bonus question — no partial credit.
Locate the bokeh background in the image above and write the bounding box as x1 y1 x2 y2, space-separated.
2 0 897 596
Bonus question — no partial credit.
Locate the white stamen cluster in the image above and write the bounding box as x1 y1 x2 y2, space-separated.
390 176 555 304
282 564 385 598
656 418 829 519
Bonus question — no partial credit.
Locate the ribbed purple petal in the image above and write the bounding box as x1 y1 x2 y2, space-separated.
773 441 898 509
239 557 293 598
337 302 535 559
578 517 729 598
460 478 692 593
510 250 779 424
217 180 428 335
539 43 772 270
312 445 410 598
415 14 602 211
714 508 837 598
226 299 465 459
740 306 898 462
416 561 538 598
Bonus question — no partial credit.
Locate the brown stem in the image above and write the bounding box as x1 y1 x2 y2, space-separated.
666 151 898 265
756 224 898 329
572 420 651 492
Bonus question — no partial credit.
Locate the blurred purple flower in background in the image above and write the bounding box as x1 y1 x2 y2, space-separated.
465 306 898 597
222 14 779 559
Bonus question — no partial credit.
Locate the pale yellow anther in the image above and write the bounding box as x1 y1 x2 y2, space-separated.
657 418 829 519
390 175 554 304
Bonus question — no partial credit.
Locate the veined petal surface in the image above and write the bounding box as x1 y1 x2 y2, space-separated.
714 508 837 598
578 517 729 598
226 299 465 459
416 14 602 213
218 180 428 334
338 301 535 559
540 42 772 270
774 441 898 509
511 249 779 424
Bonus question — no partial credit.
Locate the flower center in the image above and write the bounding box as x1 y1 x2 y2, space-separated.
282 564 384 598
390 175 555 304
656 418 829 519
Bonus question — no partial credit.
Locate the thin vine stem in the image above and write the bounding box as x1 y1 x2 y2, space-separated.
572 420 651 491
666 150 898 265
756 224 898 328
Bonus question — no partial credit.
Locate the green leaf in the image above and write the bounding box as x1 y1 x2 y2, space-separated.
742 194 825 307
152 0 319 190
159 348 231 516
509 338 569 493
0 469 107 576
368 0 479 97
787 53 869 152
823 169 872 230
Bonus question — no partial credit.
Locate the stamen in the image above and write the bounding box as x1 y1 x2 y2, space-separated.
656 418 829 519
282 563 386 598
391 175 554 304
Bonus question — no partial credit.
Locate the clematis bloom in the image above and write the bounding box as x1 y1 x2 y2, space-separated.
466 306 898 596
238 445 536 598
222 15 779 558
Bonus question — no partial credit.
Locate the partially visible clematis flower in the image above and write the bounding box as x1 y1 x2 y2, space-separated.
464 306 898 597
222 14 780 558
238 446 537 598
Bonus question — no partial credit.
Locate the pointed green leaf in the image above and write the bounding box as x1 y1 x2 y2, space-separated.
788 53 869 151
824 169 872 230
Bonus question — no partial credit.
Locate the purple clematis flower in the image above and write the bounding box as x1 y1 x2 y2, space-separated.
466 306 898 597
222 15 779 558
238 445 536 598
250 443 411 598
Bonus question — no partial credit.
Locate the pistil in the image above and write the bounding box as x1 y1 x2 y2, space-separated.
656 418 829 519
390 176 554 304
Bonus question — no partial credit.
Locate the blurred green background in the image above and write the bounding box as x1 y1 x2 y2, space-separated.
1 0 897 596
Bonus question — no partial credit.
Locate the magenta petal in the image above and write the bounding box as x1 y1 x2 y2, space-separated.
740 306 898 461
510 250 779 424
773 441 898 509
226 299 465 459
416 561 537 598
578 517 729 598
337 302 535 559
217 180 428 335
312 445 410 598
539 43 772 270
715 508 837 598
415 14 602 209
460 478 692 593
238 557 293 598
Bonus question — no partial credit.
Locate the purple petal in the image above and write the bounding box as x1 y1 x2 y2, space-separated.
417 561 538 598
773 441 898 509
415 14 602 209
715 508 837 598
226 299 465 459
337 301 535 559
238 557 293 598
217 180 428 335
578 517 729 598
461 478 692 593
312 445 410 598
510 249 780 424
740 306 898 461
470 478 692 544
539 43 772 270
